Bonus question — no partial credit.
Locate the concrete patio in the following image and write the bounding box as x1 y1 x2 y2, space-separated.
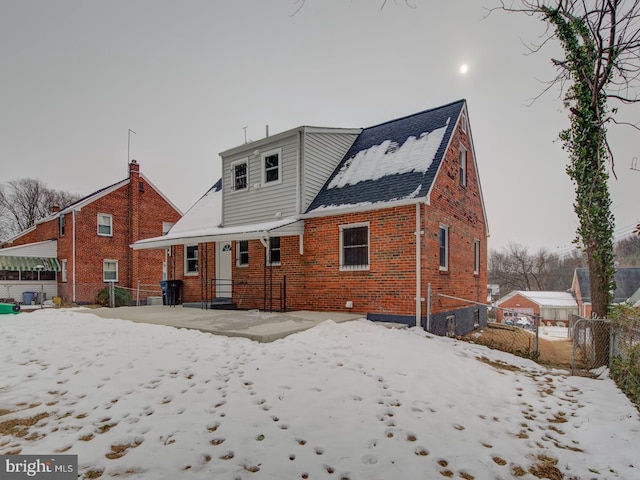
76 305 366 342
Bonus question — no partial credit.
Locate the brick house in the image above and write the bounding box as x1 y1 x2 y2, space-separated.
134 100 489 334
495 290 578 326
571 267 640 318
1 161 182 304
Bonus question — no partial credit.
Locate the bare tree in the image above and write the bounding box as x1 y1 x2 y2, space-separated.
492 0 640 320
615 234 640 266
490 243 552 292
0 178 80 241
489 243 587 295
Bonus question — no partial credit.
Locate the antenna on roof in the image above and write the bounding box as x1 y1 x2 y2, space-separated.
128 129 136 164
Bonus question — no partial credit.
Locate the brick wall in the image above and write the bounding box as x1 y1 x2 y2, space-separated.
164 243 216 304
425 116 487 318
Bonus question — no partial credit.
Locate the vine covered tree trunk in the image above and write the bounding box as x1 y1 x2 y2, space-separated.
544 6 615 365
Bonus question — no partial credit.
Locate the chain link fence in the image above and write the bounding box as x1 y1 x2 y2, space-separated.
464 318 541 361
1 282 164 308
569 315 612 376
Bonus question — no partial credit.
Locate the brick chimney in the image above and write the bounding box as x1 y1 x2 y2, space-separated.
51 204 60 213
129 159 140 177
128 160 141 288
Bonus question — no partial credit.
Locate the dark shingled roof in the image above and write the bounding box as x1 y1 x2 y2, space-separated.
575 267 640 303
306 100 465 213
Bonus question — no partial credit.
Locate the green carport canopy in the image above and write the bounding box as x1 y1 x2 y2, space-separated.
0 256 61 272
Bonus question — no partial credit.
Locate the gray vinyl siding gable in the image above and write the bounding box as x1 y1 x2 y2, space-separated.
222 133 299 226
302 132 359 211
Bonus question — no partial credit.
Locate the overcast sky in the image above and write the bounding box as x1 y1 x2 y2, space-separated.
1 0 637 253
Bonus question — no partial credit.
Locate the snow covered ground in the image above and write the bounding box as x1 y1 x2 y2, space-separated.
1 309 638 480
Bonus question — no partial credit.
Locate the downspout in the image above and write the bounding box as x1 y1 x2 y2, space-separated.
72 209 77 303
415 202 422 328
297 129 304 256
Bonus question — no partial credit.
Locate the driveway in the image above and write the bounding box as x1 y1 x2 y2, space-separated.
78 305 364 342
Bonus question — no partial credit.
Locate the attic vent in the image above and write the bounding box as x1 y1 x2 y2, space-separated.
385 142 400 155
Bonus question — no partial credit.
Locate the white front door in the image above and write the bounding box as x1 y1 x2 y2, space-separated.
215 242 232 298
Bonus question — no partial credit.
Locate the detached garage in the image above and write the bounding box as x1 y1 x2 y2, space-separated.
495 290 578 326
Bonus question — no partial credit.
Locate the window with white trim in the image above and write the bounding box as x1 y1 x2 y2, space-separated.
439 225 449 271
262 148 281 185
460 112 468 134
103 259 118 282
185 245 198 275
474 239 480 275
459 145 467 186
97 213 113 236
59 214 65 237
61 259 68 283
232 159 248 191
268 237 281 266
340 223 369 270
237 240 249 266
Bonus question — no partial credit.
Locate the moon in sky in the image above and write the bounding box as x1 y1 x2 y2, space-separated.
459 64 469 74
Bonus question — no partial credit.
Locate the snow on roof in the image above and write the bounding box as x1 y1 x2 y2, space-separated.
166 180 222 237
307 100 465 214
132 180 304 249
327 124 448 189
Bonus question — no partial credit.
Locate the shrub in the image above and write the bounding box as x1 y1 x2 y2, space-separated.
609 304 640 409
95 286 132 307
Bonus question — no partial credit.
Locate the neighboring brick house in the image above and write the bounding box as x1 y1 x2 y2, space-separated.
572 267 640 318
495 290 578 326
134 100 489 334
1 161 182 304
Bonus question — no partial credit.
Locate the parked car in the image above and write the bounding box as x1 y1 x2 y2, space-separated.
515 316 533 328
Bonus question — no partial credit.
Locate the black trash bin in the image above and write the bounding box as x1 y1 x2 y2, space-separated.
159 281 168 305
166 279 183 306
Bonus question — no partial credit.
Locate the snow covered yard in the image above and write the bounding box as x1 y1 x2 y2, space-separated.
1 309 638 480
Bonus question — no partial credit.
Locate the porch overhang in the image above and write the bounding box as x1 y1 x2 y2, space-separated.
0 256 61 272
131 217 304 250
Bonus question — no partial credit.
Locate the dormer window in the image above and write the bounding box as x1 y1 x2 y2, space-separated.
262 148 281 185
232 159 248 191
